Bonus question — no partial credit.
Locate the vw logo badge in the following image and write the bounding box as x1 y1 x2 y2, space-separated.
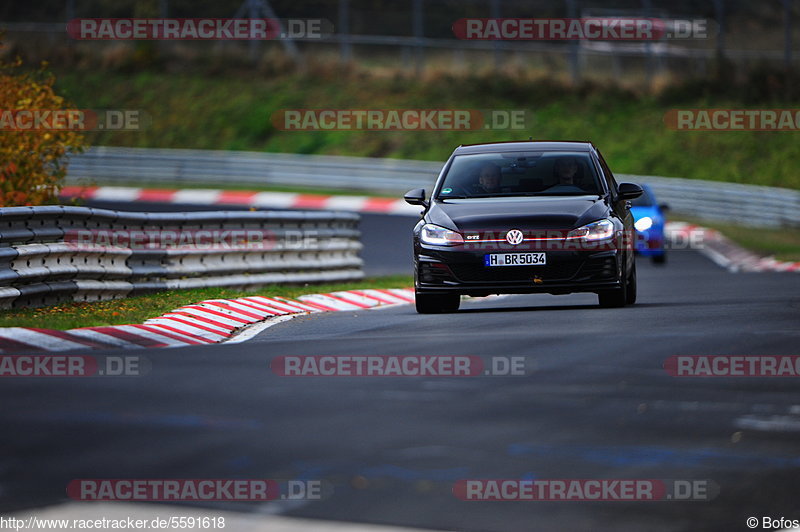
505 229 524 245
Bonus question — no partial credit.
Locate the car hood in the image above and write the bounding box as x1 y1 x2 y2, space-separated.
427 196 609 231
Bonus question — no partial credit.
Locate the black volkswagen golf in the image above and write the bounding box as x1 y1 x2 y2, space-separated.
405 141 643 314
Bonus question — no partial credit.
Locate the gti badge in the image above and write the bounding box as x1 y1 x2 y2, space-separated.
505 229 524 245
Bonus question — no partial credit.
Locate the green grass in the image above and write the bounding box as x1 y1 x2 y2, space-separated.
672 215 800 262
0 275 412 330
53 71 800 190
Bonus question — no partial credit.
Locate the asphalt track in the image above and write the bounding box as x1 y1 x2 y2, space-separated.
1 202 799 531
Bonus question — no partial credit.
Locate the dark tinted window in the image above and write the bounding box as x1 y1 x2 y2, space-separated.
596 152 618 197
437 151 603 199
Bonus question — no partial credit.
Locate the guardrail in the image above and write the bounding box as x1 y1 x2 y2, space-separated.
0 206 363 309
619 175 800 230
67 146 440 193
66 146 800 228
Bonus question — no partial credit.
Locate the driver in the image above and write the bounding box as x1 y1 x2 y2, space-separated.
474 162 502 194
554 157 580 185
547 157 584 192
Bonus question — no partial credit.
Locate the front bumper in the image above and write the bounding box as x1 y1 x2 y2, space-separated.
415 245 624 297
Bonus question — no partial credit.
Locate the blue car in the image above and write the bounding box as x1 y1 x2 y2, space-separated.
630 184 668 264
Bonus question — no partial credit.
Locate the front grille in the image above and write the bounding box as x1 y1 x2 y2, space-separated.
449 261 581 283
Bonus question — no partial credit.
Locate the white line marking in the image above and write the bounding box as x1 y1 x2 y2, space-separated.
224 314 298 344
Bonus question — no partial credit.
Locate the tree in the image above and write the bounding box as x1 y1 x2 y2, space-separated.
0 49 87 206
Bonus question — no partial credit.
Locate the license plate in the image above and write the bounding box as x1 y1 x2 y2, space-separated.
485 253 547 266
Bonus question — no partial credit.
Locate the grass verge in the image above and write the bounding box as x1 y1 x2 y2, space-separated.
53 71 800 190
671 215 800 262
0 275 412 330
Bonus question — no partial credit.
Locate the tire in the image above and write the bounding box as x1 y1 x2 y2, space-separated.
625 262 637 305
415 292 461 314
651 252 666 265
598 263 629 308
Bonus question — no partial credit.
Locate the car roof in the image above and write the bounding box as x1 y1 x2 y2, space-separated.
453 140 595 155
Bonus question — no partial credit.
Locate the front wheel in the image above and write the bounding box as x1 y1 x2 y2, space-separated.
598 263 635 308
415 292 460 314
625 263 637 305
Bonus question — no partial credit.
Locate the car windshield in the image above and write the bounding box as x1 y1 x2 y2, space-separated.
436 151 603 199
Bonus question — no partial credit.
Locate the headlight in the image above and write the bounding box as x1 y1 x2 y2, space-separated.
634 216 653 232
419 224 464 246
567 219 615 241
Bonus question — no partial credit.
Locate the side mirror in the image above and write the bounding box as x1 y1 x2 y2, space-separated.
404 188 428 207
658 203 670 212
618 183 643 201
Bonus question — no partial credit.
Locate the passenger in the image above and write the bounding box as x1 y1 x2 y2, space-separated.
474 162 502 194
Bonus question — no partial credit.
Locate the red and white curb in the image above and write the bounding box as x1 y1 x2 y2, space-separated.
59 186 421 216
0 288 415 354
666 221 800 273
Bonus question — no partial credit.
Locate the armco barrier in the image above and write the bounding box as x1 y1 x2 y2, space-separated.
66 147 800 228
67 146 440 194
0 206 363 309
621 174 800 229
